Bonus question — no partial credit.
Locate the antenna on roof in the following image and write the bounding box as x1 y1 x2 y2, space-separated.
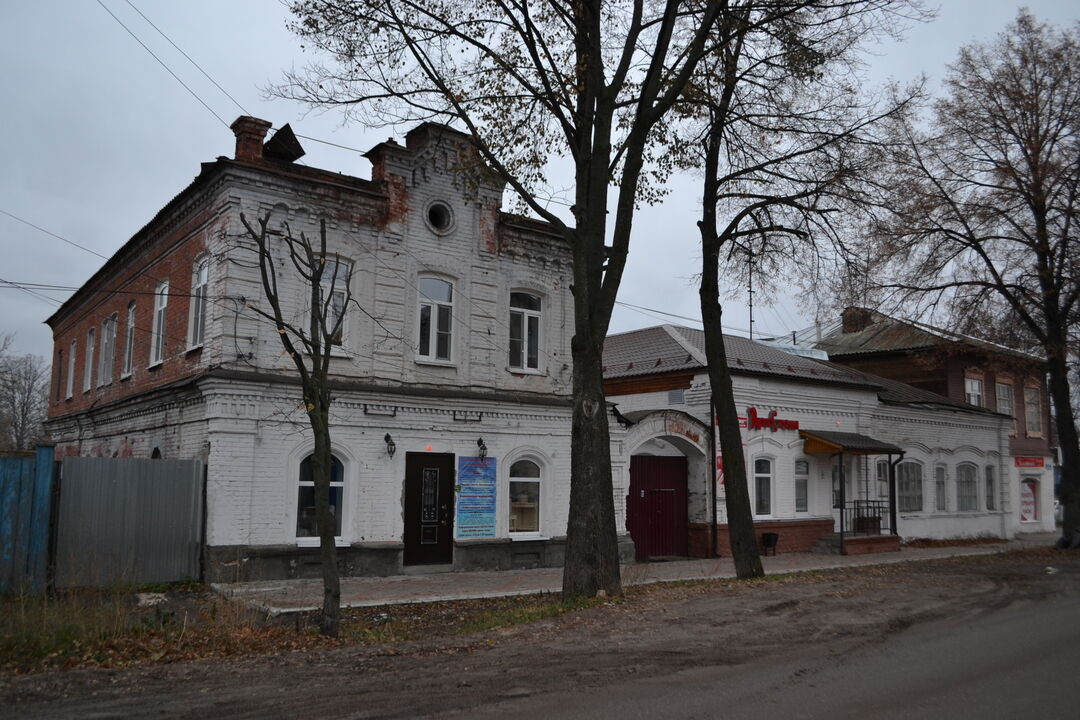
747 248 755 340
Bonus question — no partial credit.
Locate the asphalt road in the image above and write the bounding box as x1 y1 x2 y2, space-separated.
464 595 1080 719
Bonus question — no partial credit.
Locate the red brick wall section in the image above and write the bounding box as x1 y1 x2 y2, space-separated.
47 211 215 419
841 535 901 555
688 519 834 557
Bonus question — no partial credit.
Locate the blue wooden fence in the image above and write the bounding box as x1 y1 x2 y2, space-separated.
0 445 55 595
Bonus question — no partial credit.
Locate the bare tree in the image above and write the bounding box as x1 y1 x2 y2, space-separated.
0 350 49 451
239 213 351 636
278 0 728 598
674 2 924 576
871 11 1080 546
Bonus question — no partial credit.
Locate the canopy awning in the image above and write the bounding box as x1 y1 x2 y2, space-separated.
799 429 903 456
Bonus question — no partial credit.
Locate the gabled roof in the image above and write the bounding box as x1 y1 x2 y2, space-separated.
810 308 1043 363
604 324 1001 418
603 324 876 388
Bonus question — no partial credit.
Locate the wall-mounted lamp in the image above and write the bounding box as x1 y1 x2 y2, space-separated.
477 437 488 459
384 433 396 458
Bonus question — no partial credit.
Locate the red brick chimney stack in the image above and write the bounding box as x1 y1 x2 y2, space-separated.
230 116 273 162
841 306 874 334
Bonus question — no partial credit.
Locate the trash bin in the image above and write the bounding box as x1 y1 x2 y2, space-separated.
761 532 779 556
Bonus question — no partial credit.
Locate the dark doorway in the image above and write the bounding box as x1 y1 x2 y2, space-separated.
403 452 455 565
626 455 689 561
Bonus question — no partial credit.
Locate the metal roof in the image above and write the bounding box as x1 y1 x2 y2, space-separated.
812 308 1043 363
603 324 875 388
799 429 903 455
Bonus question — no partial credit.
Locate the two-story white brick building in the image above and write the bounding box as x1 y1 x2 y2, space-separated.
45 117 619 582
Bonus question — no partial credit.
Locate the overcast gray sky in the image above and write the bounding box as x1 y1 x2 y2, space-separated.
1 1 1077 361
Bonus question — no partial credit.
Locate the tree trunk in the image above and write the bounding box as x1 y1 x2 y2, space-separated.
1045 342 1080 547
699 275 764 579
562 330 622 600
310 400 341 636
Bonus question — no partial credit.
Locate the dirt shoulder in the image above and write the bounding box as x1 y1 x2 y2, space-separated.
3 548 1078 719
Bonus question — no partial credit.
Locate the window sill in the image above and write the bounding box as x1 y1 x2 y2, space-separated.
415 357 456 368
510 533 547 541
507 366 545 376
147 361 163 371
296 538 348 548
186 344 204 355
120 373 132 382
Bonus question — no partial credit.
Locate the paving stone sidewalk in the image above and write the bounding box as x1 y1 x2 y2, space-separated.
214 533 1059 614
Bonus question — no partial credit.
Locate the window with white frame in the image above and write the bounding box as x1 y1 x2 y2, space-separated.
417 276 453 361
935 464 947 512
754 458 773 515
509 292 542 371
956 463 978 511
122 302 136 377
965 375 984 406
508 459 542 533
66 340 76 399
996 380 1015 434
98 314 117 386
296 454 344 540
189 257 209 348
876 459 889 500
897 461 923 512
319 257 350 346
1024 383 1042 436
985 465 996 511
83 328 95 392
794 459 809 513
150 279 169 366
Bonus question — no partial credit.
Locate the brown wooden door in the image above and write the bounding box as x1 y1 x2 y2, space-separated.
403 452 455 565
626 455 688 561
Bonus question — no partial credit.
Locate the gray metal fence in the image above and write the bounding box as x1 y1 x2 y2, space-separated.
55 457 204 588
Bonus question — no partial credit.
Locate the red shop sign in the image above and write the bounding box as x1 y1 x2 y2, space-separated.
1014 457 1045 468
747 407 799 432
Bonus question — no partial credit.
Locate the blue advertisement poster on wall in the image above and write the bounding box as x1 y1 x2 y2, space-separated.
456 456 496 538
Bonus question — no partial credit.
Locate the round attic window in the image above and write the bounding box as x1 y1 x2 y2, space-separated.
426 201 455 234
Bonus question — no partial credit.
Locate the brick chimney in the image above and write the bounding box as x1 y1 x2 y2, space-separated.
230 116 272 161
841 306 874 334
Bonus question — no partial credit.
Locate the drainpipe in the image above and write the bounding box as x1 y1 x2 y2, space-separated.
709 401 718 557
839 452 846 555
889 453 904 536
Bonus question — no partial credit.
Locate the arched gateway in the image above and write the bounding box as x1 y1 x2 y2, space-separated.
622 410 711 560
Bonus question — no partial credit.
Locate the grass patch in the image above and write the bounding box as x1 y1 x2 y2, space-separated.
0 586 332 675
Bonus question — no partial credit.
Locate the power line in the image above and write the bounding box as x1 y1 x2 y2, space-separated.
0 208 111 261
122 0 250 116
95 0 230 129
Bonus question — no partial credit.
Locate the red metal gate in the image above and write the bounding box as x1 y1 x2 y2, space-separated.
626 455 688 561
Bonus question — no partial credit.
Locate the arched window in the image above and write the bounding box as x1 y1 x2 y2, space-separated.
84 328 95 391
417 276 453 361
297 454 345 540
509 292 542 371
508 459 541 534
318 257 351 346
99 313 117 386
66 339 76 399
189 256 210 348
150 279 169 366
956 463 978 511
754 458 773 516
985 465 996 511
122 301 136 377
794 459 809 513
1024 382 1043 436
935 464 948 512
897 461 923 512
